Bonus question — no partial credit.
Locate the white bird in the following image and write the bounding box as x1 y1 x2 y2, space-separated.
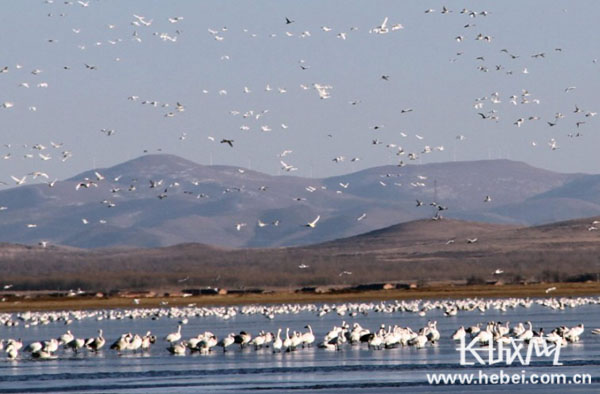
100 128 115 136
280 161 297 172
272 329 283 353
372 17 389 34
217 333 236 352
357 213 367 221
167 342 187 356
11 175 26 185
168 16 184 23
305 215 320 228
30 171 49 179
165 325 182 343
452 326 466 341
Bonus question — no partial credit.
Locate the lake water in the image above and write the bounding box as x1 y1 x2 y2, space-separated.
1 298 599 393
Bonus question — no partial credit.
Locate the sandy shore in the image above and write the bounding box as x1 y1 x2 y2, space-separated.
1 282 599 313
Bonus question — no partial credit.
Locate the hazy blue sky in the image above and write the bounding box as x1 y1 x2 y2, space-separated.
1 0 599 187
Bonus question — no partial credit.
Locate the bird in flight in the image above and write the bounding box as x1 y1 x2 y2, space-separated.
220 139 234 147
280 161 297 172
285 17 294 24
11 175 27 185
305 215 320 228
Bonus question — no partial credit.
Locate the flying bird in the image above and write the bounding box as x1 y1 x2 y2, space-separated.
280 161 297 172
305 215 320 228
220 139 234 147
11 175 27 185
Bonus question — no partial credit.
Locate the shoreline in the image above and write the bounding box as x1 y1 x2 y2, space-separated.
1 282 599 313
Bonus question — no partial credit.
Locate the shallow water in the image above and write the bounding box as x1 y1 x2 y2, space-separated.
1 299 599 393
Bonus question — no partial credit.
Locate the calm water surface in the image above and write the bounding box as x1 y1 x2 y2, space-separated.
1 299 599 393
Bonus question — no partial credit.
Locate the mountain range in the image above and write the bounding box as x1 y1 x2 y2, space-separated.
1 216 598 290
0 154 599 248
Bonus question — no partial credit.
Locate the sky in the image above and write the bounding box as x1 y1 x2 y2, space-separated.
1 0 599 188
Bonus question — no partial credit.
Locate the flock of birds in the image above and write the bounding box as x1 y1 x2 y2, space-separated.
451 320 585 348
0 2 598 247
1 296 599 360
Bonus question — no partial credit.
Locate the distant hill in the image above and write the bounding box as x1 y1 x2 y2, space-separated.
0 154 596 249
0 217 599 291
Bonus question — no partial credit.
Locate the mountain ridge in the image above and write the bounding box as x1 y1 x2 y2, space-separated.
1 215 599 290
0 154 596 249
